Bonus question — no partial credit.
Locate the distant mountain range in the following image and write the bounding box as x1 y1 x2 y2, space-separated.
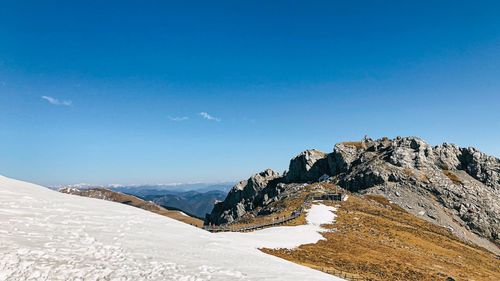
52 182 234 193
108 184 230 218
140 190 227 219
54 182 233 218
59 187 204 227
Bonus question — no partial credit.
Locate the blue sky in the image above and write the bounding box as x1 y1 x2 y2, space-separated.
1 1 499 186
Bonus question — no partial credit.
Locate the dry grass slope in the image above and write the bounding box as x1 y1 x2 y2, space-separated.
64 188 204 227
443 170 463 185
341 141 365 149
228 183 341 228
262 193 500 281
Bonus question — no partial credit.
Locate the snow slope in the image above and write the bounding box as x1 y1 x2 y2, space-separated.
0 175 342 281
218 204 337 250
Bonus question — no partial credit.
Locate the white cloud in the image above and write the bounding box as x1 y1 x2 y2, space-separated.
199 112 221 122
41 96 72 106
168 116 189 122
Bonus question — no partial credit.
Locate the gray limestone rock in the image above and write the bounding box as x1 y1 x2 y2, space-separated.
286 149 329 183
205 136 500 253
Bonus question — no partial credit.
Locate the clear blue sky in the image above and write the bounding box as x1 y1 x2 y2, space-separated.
1 1 499 186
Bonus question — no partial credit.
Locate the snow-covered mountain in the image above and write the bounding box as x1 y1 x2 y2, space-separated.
0 175 342 281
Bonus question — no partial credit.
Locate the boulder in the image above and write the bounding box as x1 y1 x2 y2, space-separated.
328 142 363 174
285 149 329 183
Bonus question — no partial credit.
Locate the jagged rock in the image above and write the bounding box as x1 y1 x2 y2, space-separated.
330 136 499 247
433 143 462 169
205 169 281 225
328 142 363 174
286 149 329 183
318 174 331 182
206 136 500 253
459 147 500 187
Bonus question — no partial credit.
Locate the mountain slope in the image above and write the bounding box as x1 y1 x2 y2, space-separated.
207 136 500 254
59 187 204 227
0 175 340 281
58 186 228 219
205 178 500 280
141 190 227 218
264 193 500 281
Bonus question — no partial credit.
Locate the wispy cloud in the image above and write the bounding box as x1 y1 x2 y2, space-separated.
168 116 189 122
199 112 221 122
41 96 72 106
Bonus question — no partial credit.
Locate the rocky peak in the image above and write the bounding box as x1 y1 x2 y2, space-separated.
328 142 365 175
433 143 462 170
285 149 329 183
386 137 434 169
206 169 281 224
329 137 500 249
234 169 279 191
458 147 500 188
206 136 499 253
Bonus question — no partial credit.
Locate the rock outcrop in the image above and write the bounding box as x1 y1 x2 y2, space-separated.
206 169 281 224
285 149 329 183
334 137 499 248
206 136 500 253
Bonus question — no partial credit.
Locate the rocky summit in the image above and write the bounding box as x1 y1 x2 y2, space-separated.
206 136 500 253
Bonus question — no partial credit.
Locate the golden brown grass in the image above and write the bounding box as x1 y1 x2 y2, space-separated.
65 188 204 227
229 183 341 228
341 141 365 149
401 168 430 183
155 209 203 227
262 194 500 281
443 170 463 185
228 187 310 228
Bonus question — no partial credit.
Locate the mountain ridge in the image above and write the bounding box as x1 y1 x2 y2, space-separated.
58 187 204 227
206 136 500 254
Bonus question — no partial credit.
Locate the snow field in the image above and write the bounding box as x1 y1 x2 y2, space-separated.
0 175 343 281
